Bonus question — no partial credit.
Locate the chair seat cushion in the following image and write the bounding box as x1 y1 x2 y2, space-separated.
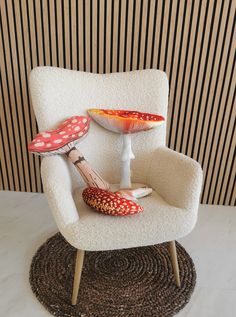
61 184 197 251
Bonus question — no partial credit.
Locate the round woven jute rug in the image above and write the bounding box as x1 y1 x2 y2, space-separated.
30 233 196 317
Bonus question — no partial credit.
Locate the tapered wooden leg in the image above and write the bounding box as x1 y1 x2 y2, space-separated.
72 249 85 305
168 241 181 287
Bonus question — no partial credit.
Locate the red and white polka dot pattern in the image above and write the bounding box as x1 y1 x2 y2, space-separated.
82 187 144 216
28 116 90 155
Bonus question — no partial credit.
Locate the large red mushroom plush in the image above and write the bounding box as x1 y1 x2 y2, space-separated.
88 109 165 189
28 116 110 190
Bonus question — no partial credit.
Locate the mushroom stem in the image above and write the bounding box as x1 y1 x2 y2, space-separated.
66 147 110 190
120 134 135 189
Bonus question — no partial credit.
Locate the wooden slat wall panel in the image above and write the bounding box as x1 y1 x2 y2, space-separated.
0 0 235 206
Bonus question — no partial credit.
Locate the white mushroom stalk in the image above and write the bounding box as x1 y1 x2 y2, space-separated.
120 133 135 189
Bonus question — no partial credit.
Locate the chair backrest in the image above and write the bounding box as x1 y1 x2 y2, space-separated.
30 67 169 185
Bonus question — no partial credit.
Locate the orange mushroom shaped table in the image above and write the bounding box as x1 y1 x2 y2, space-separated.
28 116 110 190
88 109 165 189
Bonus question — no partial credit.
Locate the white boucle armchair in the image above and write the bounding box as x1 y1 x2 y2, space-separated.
30 67 203 305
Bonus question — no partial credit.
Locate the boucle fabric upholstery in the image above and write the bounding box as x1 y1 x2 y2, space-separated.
31 67 203 251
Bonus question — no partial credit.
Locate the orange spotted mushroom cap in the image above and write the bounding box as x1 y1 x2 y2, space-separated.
82 187 144 216
87 109 165 134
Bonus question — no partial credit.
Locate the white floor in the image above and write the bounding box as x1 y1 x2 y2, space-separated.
0 191 235 317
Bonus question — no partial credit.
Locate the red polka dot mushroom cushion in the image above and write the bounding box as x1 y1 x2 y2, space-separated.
28 116 90 155
82 187 144 216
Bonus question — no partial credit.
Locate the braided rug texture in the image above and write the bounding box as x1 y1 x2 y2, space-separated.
29 233 196 317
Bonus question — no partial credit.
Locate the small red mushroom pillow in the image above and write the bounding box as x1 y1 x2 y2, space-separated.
82 187 144 216
28 116 90 155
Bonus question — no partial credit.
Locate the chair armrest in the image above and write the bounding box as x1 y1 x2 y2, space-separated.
41 156 79 228
148 147 203 210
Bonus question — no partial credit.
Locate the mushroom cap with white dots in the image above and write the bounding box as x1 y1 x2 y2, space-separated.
28 115 91 156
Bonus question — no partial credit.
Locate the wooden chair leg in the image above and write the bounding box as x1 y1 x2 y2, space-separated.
71 249 85 305
168 241 181 287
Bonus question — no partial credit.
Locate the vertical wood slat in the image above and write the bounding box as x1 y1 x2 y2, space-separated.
41 0 51 66
105 0 112 73
92 0 97 73
0 0 235 205
0 71 11 190
130 0 141 71
49 0 58 67
118 0 126 72
34 0 45 66
64 0 71 69
71 0 78 70
56 0 64 68
111 0 119 72
78 0 84 71
98 0 105 73
84 0 91 72
144 0 156 69
124 0 133 71
151 0 164 70
158 0 170 70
